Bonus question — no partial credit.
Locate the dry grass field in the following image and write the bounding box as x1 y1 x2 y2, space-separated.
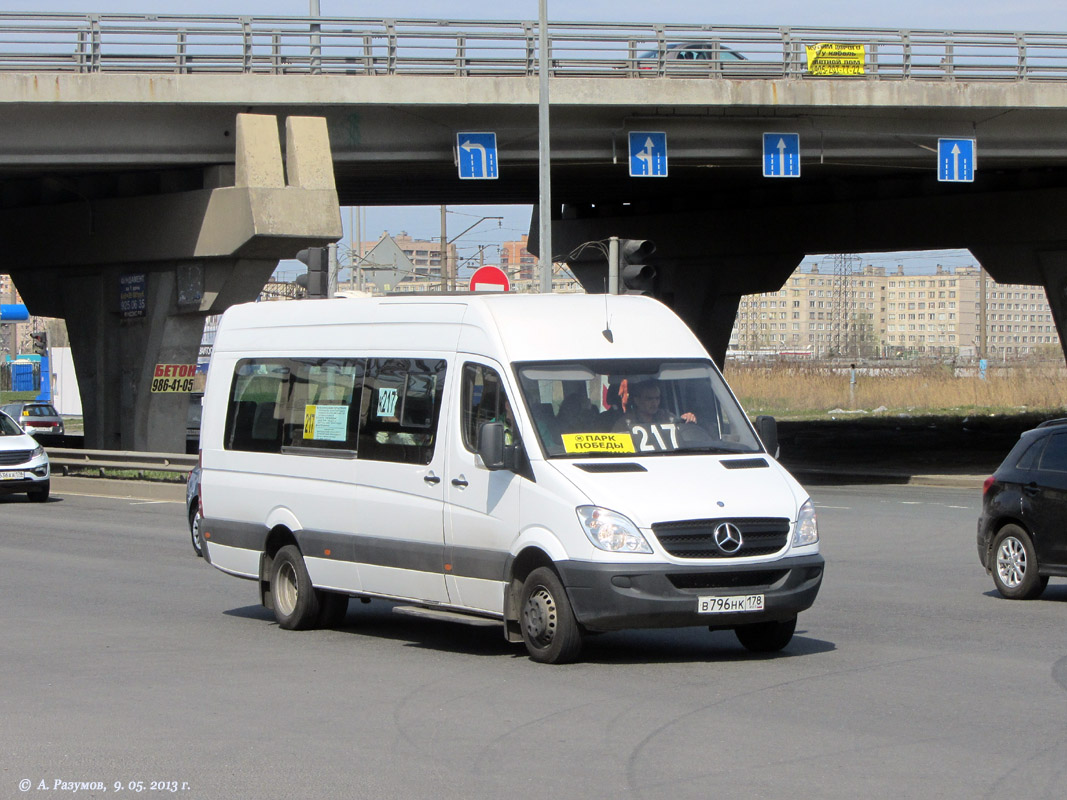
726 360 1067 420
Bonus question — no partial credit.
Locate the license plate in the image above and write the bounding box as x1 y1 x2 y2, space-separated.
698 594 765 614
0 471 25 481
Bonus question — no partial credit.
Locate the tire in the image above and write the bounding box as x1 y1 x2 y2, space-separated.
27 481 49 503
519 567 583 664
991 524 1048 600
734 616 797 653
317 592 349 628
269 545 321 630
188 503 204 557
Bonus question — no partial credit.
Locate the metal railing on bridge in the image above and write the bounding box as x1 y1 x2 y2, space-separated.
0 13 1065 81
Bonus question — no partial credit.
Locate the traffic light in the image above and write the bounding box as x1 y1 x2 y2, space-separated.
30 331 47 356
295 246 329 298
619 239 656 295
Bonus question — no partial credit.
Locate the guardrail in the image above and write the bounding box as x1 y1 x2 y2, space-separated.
0 13 1065 81
48 447 195 479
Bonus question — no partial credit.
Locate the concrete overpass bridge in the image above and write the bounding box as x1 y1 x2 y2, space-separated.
4 12 1067 449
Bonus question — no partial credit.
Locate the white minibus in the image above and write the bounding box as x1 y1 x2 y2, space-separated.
199 293 823 663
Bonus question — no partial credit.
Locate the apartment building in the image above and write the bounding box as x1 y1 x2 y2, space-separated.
356 232 458 280
731 263 1060 360
499 235 538 281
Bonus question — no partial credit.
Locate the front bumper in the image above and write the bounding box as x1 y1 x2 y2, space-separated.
557 554 824 632
0 463 50 494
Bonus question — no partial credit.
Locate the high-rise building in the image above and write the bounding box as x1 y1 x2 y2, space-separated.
730 263 1060 360
499 235 538 281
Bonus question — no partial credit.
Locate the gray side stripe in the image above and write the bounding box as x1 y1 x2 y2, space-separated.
204 518 508 581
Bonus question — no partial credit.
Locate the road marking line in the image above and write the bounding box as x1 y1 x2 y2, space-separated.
56 491 182 504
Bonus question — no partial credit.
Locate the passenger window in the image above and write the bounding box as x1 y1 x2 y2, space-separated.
1015 439 1044 471
224 358 364 454
461 363 516 453
1038 432 1067 473
292 360 365 452
358 358 446 464
225 362 288 453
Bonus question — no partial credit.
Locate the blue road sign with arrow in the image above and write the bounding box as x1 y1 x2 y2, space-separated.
457 132 499 179
938 138 975 182
629 131 668 177
763 133 801 178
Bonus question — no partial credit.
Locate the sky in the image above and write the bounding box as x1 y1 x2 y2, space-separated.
7 0 1066 279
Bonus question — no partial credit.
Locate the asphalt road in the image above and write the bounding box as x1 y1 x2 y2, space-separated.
2 479 1065 800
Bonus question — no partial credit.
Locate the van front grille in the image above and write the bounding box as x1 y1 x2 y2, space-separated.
652 517 790 559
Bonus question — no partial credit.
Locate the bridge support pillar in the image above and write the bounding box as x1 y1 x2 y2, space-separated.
4 113 342 451
971 243 1067 365
1036 253 1067 360
15 258 276 452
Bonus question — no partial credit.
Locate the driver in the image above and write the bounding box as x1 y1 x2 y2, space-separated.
614 380 696 430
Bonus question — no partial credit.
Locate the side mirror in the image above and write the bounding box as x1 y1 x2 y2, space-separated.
477 422 508 470
478 421 523 472
755 415 779 459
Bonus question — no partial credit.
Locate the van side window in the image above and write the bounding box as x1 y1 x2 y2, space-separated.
358 358 446 464
224 358 364 454
461 363 516 453
225 361 288 453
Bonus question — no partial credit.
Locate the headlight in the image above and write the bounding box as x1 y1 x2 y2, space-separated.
31 444 44 458
793 498 819 547
577 506 653 553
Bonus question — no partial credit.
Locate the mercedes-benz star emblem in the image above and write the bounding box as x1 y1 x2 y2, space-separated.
713 522 744 554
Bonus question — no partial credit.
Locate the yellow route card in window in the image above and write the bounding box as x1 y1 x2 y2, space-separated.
562 432 636 454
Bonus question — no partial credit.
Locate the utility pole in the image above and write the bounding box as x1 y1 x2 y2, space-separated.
440 204 449 292
831 253 857 357
537 0 553 293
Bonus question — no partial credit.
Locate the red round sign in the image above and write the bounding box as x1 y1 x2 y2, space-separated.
469 265 510 293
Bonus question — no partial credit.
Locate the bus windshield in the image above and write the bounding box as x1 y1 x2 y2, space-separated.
515 359 763 458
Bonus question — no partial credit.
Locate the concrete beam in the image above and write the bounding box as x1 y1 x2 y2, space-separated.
6 113 341 451
5 73 1067 112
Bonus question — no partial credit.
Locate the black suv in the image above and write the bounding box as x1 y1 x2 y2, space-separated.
978 418 1067 599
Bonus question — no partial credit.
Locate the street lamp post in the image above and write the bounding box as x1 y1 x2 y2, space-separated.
537 0 553 293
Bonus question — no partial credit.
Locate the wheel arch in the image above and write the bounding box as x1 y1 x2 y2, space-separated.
502 546 558 643
985 516 1030 568
259 524 301 611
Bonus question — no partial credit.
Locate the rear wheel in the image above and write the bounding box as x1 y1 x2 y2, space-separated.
27 481 49 503
270 545 321 630
734 616 797 653
992 524 1048 600
519 567 582 664
188 503 203 557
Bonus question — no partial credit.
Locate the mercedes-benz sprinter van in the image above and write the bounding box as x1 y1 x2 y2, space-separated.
198 293 823 663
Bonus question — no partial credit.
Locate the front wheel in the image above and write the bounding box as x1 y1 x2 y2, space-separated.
519 567 583 664
992 524 1048 600
27 481 49 503
270 545 321 630
734 616 797 653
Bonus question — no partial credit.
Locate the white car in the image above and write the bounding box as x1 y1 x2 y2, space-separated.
0 410 50 502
